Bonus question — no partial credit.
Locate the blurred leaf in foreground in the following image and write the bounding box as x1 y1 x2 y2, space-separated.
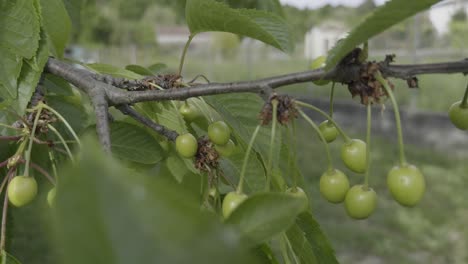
51 136 261 264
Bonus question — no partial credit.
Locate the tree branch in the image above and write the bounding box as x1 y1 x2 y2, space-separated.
44 57 468 151
379 59 468 79
117 105 179 141
46 58 468 105
45 58 112 152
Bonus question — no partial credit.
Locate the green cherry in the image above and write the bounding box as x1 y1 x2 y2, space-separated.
208 121 231 145
285 187 309 211
344 184 377 220
175 133 198 158
222 191 248 218
214 139 235 157
341 139 367 173
387 164 425 207
319 169 350 203
310 56 330 86
179 102 201 122
448 101 468 130
319 120 338 143
7 176 38 207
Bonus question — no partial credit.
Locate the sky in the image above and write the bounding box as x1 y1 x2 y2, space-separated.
279 0 461 34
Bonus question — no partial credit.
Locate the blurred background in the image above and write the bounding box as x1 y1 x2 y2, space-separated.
68 0 468 263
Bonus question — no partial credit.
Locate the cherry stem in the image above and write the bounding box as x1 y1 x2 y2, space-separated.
284 233 299 264
0 187 8 252
364 103 372 188
24 107 43 177
265 100 279 191
290 119 299 188
280 234 292 264
48 150 58 181
0 124 22 131
178 34 194 76
17 158 56 185
374 71 407 165
237 125 261 194
0 168 15 251
460 80 468 108
299 109 334 171
39 103 81 147
47 124 75 164
329 82 336 118
295 100 351 142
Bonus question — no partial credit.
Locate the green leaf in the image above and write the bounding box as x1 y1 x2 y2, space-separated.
0 0 41 59
47 95 89 136
135 102 187 134
325 0 441 70
125 64 155 76
204 94 269 159
12 29 49 115
286 212 339 264
220 0 285 17
1 250 21 264
85 63 143 79
205 94 289 191
165 150 198 183
42 73 74 96
0 49 22 101
185 0 293 52
107 122 164 164
226 192 306 246
219 137 266 193
165 154 189 182
52 137 260 264
62 0 85 28
148 63 168 74
186 97 218 125
40 0 72 57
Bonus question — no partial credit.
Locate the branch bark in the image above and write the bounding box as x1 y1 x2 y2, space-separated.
44 57 468 151
117 105 179 141
46 58 468 105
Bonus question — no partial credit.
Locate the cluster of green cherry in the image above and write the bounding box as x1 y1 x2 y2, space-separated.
175 101 235 159
175 65 439 221
0 102 80 212
171 57 468 221
312 64 428 219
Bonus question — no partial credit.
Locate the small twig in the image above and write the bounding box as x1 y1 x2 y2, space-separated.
52 147 69 156
16 157 55 185
117 104 179 141
188 74 211 84
21 160 56 185
0 136 22 141
0 159 9 169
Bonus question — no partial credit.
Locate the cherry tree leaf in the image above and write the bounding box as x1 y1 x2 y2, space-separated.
325 0 442 70
186 0 293 52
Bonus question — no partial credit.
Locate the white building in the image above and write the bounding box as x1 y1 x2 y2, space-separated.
304 21 348 60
